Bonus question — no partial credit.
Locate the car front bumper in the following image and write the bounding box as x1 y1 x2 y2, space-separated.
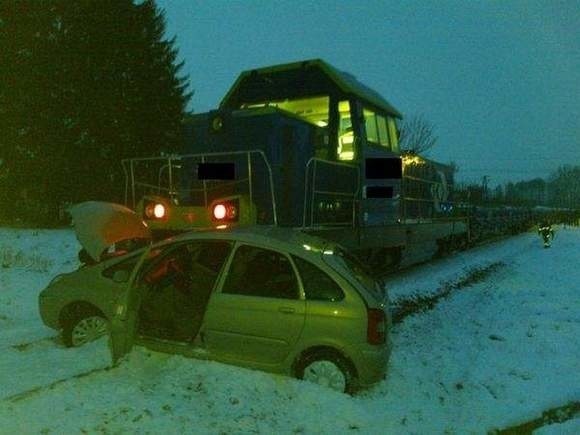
38 290 61 330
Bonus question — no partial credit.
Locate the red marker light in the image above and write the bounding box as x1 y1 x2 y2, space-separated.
226 205 237 219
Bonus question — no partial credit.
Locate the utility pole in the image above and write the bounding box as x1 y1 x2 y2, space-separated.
482 175 489 202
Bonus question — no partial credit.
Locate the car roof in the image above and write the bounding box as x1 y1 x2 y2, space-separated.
159 225 337 262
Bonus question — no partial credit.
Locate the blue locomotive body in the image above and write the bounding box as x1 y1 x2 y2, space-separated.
123 60 487 269
177 59 464 267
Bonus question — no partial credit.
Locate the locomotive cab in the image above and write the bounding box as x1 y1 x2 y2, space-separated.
212 59 405 229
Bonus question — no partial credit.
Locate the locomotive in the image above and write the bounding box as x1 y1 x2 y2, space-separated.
122 59 536 271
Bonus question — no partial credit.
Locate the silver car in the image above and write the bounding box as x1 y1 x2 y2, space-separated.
39 202 391 393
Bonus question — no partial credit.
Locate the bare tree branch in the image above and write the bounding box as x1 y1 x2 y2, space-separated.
398 114 438 154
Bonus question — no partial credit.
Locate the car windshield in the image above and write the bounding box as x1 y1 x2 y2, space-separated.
323 247 382 300
102 245 163 280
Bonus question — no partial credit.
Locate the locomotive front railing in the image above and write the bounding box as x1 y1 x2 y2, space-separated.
122 149 278 225
302 158 360 228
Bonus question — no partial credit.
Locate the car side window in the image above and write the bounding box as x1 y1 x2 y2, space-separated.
193 241 232 274
139 241 232 293
222 245 299 300
140 245 193 291
292 256 345 302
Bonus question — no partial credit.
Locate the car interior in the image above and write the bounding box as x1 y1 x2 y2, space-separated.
137 241 231 342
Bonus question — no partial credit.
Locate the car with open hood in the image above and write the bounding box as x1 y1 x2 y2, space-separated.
39 202 391 393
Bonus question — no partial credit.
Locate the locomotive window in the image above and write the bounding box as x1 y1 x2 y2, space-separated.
377 115 390 149
365 108 392 150
338 100 354 161
364 109 379 144
244 96 329 128
388 117 400 152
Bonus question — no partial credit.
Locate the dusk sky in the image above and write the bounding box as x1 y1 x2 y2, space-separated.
156 0 579 186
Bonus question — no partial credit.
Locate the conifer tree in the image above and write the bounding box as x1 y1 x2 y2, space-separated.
0 0 191 223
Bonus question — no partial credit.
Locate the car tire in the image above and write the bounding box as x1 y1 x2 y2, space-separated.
296 350 357 394
62 306 108 348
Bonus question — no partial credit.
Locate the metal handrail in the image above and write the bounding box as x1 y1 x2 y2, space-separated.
403 174 442 184
132 178 249 196
302 157 360 228
122 149 278 225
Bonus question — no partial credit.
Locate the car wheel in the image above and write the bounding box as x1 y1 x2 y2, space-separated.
62 307 108 347
297 350 357 394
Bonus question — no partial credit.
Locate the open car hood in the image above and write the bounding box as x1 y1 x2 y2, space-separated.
69 201 151 262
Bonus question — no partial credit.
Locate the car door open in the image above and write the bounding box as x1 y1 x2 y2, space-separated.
109 245 153 365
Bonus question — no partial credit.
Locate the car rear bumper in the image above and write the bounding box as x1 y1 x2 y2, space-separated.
351 341 392 387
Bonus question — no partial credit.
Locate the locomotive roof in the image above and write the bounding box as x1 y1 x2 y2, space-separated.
220 59 402 119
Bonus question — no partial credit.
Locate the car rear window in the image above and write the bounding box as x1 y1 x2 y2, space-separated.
323 248 382 300
292 256 344 302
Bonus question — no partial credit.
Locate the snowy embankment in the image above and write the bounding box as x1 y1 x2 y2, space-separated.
0 227 578 433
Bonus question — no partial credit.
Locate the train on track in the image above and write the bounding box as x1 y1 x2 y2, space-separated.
122 59 571 272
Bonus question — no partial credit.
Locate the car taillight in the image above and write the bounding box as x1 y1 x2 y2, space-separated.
367 308 386 345
211 200 239 222
144 202 167 220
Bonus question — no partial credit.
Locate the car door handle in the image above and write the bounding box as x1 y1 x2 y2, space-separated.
278 307 295 314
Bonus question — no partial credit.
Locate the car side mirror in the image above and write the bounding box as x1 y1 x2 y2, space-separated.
112 269 130 284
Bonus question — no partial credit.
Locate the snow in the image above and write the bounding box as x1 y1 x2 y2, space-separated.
0 226 579 433
536 418 580 434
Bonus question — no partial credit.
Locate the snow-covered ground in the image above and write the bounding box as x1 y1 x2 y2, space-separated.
0 227 578 433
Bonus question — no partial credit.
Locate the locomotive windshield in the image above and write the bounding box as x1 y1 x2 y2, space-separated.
241 95 356 162
241 95 330 127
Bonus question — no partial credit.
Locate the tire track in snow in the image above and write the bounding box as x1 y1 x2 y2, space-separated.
0 338 110 401
4 366 113 403
391 261 506 323
9 335 58 352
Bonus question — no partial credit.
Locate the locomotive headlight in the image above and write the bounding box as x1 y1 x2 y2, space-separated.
153 203 166 219
211 199 240 223
213 204 227 220
145 202 167 220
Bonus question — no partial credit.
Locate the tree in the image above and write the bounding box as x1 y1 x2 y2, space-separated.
398 114 438 154
0 0 191 224
0 1 57 221
547 165 580 208
492 185 504 203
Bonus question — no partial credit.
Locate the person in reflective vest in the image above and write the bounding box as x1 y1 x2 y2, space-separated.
538 221 555 248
